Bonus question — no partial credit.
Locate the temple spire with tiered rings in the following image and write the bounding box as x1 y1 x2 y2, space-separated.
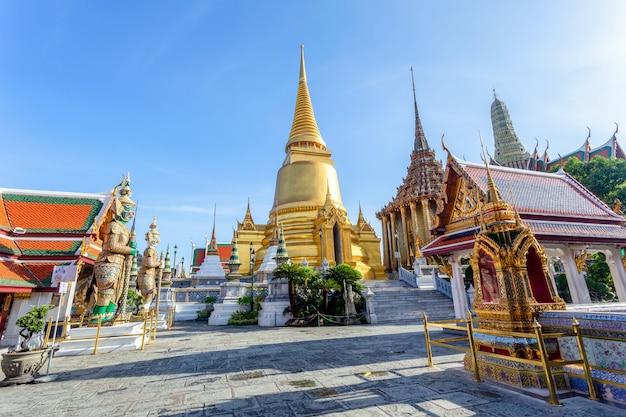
377 68 443 272
285 45 327 153
491 90 530 169
412 67 429 152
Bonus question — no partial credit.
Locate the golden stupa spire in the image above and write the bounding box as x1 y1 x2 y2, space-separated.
285 45 327 153
479 131 503 204
208 204 218 255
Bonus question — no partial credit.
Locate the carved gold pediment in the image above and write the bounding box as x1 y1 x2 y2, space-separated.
450 179 481 223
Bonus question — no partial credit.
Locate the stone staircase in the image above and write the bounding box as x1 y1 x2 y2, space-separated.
364 280 455 324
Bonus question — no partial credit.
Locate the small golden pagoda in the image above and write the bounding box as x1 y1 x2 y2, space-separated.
471 147 565 333
253 46 384 279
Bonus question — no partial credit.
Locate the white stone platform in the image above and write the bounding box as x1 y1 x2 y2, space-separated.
55 322 148 356
175 302 206 321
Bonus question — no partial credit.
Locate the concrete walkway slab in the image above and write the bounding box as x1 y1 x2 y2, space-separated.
0 321 620 416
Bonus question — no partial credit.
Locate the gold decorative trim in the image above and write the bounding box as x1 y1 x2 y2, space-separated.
575 249 588 274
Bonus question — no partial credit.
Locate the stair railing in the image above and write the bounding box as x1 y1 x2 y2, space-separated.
398 266 418 287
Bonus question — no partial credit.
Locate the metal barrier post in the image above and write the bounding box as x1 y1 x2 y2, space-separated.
423 313 433 367
146 311 152 344
572 317 598 400
141 313 148 350
44 317 53 347
466 311 481 382
93 316 103 355
152 309 157 340
62 317 69 340
533 319 561 406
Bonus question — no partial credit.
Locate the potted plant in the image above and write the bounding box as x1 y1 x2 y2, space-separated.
1 304 55 386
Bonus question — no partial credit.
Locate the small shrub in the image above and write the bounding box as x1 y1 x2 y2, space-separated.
204 296 217 304
228 310 258 325
196 309 212 320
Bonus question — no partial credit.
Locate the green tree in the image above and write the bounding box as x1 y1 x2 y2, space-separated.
273 262 311 318
553 156 626 207
585 252 616 301
323 264 364 316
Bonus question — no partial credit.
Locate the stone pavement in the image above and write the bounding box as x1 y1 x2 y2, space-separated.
0 321 620 416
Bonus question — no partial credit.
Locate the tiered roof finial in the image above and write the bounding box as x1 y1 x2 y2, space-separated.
275 224 289 265
207 204 218 255
480 131 503 204
411 66 429 152
285 45 326 153
227 229 242 277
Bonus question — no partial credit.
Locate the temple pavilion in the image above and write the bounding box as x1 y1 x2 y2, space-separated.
233 46 384 280
491 90 624 171
0 187 112 348
421 143 626 319
376 69 444 273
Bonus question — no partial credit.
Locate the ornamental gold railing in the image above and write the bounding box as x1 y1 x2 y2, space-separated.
422 312 598 407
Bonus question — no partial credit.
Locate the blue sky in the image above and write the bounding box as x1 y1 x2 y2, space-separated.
2 1 626 264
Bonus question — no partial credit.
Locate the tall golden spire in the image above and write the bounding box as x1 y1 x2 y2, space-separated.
285 45 327 153
208 204 218 255
480 132 503 204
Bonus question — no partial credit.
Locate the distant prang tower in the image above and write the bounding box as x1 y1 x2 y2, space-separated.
254 46 384 280
377 68 443 273
491 90 531 168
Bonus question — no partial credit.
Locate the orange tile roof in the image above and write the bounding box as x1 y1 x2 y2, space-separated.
0 260 39 288
0 189 110 290
5 200 99 232
24 262 59 286
17 240 80 257
217 245 232 260
0 234 20 255
0 194 10 232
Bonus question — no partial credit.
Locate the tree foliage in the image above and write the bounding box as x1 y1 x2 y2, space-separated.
585 252 616 301
553 156 626 207
16 304 54 351
273 262 364 319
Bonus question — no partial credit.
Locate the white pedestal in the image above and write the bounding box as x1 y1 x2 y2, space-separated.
258 301 292 327
207 282 248 326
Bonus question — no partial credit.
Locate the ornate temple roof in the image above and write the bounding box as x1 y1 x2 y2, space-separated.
491 91 531 169
0 187 112 289
285 45 327 153
377 71 443 216
462 162 618 220
546 125 625 170
422 155 626 256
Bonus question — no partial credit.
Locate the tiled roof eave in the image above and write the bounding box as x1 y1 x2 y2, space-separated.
519 212 626 226
423 223 626 257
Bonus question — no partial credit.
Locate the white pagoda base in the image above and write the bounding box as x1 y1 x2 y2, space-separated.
194 254 226 278
208 281 247 326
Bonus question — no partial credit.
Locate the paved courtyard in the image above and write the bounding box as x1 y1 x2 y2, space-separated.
0 321 619 416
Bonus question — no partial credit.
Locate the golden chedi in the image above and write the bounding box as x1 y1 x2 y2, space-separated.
254 46 384 280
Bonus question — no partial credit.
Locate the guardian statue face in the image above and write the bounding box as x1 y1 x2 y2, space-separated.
146 230 160 248
116 203 135 224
